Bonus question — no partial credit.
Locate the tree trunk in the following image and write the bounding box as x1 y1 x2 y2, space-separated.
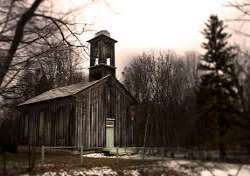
2 151 7 175
218 114 226 160
219 139 226 160
0 0 44 86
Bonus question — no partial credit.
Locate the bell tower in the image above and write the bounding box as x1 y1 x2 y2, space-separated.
87 30 117 81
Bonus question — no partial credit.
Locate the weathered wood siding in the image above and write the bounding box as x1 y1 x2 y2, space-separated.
74 81 106 148
19 98 75 146
19 77 136 147
108 79 135 147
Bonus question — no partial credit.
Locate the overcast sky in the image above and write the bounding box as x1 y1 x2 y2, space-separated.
58 0 249 79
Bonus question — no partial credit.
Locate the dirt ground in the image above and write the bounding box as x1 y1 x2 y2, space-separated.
0 151 158 176
1 151 250 176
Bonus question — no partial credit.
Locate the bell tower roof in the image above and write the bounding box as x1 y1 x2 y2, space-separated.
87 30 117 43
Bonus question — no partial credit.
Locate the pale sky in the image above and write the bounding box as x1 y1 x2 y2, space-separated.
58 0 249 79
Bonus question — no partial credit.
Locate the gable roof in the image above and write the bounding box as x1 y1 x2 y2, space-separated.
18 75 110 106
18 75 137 106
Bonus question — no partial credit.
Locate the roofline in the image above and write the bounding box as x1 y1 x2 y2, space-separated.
71 74 111 96
18 75 138 107
18 75 112 107
110 77 138 104
87 34 117 43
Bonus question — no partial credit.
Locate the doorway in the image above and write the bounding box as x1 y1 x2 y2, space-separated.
106 118 115 148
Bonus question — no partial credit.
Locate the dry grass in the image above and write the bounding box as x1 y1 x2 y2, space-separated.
0 151 157 175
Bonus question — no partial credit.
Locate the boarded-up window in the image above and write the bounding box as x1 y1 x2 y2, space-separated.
24 115 29 138
107 90 111 116
39 112 44 138
59 109 64 137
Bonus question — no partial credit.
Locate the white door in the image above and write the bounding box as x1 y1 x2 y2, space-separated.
106 127 114 148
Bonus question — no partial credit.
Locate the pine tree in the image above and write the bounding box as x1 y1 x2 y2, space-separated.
196 15 241 160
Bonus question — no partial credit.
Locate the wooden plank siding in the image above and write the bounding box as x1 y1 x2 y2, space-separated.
18 77 136 147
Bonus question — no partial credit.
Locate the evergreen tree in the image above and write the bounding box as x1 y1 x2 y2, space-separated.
196 15 241 160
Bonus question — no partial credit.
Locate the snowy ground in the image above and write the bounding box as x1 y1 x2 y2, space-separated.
18 153 250 176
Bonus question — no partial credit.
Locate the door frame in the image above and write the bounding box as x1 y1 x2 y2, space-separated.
106 118 115 148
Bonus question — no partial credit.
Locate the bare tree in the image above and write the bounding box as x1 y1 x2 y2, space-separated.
122 50 199 147
0 0 91 100
14 42 86 101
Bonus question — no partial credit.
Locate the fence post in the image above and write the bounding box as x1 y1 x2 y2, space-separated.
41 145 45 165
161 147 164 160
142 147 145 161
116 147 119 163
80 145 83 165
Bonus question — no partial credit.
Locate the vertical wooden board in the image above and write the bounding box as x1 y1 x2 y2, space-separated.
99 86 103 147
90 90 93 147
90 91 93 147
34 111 37 145
103 85 106 147
121 95 124 146
64 108 68 146
60 108 64 146
96 89 98 147
96 88 99 147
44 110 47 145
83 96 86 147
56 108 58 146
79 102 82 147
75 103 77 146
122 98 125 146
88 89 92 148
47 109 50 145
118 92 121 146
86 92 89 148
55 109 58 146
101 84 105 147
102 84 105 147
52 111 55 146
65 106 68 146
112 86 116 146
81 101 85 147
29 112 32 145
123 95 126 146
96 89 99 147
52 110 55 146
79 103 82 146
76 103 79 147
34 111 38 145
92 90 95 147
93 90 96 147
81 102 84 147
98 87 101 147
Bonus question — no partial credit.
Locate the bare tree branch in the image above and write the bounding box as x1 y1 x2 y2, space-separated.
0 0 44 86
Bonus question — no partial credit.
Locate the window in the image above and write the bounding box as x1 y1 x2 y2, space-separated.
106 58 111 65
95 58 99 65
58 108 64 138
24 115 28 138
39 112 44 138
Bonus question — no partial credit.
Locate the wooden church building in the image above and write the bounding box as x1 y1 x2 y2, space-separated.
18 30 137 148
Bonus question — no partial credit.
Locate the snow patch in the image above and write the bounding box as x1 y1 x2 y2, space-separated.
159 159 250 176
82 167 117 175
123 169 140 176
82 153 113 158
218 70 224 76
